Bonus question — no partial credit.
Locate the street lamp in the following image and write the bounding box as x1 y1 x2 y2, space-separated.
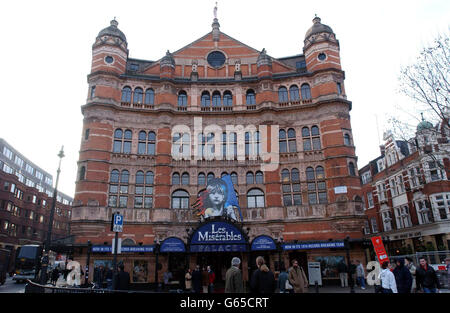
40 146 65 285
154 239 160 292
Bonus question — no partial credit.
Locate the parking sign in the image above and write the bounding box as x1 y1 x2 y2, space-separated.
111 212 123 232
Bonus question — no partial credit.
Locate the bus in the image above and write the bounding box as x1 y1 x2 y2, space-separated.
13 245 43 283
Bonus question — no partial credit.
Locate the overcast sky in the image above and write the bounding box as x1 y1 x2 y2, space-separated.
0 0 449 197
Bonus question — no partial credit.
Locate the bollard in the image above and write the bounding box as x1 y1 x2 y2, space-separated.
315 281 319 293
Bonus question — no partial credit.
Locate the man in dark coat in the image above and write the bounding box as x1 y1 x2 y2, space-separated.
114 264 130 291
191 265 202 293
416 257 441 293
250 256 276 293
393 258 413 293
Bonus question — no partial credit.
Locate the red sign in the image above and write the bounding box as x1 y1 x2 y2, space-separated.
371 236 390 265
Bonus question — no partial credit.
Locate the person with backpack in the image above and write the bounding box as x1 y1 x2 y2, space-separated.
250 256 276 293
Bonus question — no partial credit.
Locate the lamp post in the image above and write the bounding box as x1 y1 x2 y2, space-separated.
344 236 355 293
84 240 92 286
40 146 65 285
154 239 160 292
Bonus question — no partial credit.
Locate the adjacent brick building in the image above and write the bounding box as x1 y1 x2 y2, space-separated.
71 15 367 288
359 116 450 261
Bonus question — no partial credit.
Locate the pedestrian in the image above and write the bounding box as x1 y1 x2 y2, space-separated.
207 265 215 293
192 265 202 293
50 266 59 286
378 261 397 293
105 266 113 290
356 260 366 290
113 263 130 291
93 265 104 289
337 260 348 287
348 260 356 289
250 256 276 294
225 257 244 293
201 266 209 293
185 269 193 292
163 270 173 292
393 258 413 293
288 259 308 293
416 257 441 293
445 258 450 291
277 264 291 293
404 257 417 293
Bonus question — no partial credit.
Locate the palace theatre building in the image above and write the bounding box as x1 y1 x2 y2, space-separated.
71 15 367 289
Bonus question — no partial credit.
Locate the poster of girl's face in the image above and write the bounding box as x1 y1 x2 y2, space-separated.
193 176 239 221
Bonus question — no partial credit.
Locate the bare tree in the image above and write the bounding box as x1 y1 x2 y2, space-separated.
399 32 449 126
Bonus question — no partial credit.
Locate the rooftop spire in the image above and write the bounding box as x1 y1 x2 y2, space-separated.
211 1 220 41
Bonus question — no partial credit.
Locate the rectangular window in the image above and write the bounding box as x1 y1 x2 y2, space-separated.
318 192 328 204
134 196 143 208
25 164 34 175
14 156 24 167
3 163 13 174
312 137 321 150
108 195 117 207
371 218 379 233
293 194 302 205
363 220 371 235
119 196 127 208
367 192 374 208
308 193 317 205
144 197 153 209
303 139 311 151
3 147 13 159
382 211 392 231
113 141 122 153
283 195 292 207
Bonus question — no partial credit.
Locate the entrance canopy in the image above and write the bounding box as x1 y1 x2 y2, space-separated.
189 220 248 253
160 237 186 253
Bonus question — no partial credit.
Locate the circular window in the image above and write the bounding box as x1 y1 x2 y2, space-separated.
318 53 326 61
207 51 226 68
105 56 114 64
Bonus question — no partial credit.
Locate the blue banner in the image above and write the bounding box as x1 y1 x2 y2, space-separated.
160 237 186 253
282 241 345 250
92 245 154 253
251 235 277 251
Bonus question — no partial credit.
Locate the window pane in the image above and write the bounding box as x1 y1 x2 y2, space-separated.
288 140 297 152
108 196 117 207
109 185 118 193
136 171 144 184
123 141 131 154
255 172 263 184
145 186 153 195
147 143 155 155
247 196 256 208
279 141 287 153
308 193 317 204
135 186 143 195
146 172 154 184
134 196 143 208
282 184 291 193
312 138 321 150
144 197 153 208
291 169 300 182
308 182 316 191
256 195 265 208
292 183 301 192
138 143 146 154
113 141 122 153
311 126 320 136
318 192 328 204
317 181 326 190
119 196 128 208
306 168 315 180
303 139 311 151
293 194 302 205
120 186 128 194
283 195 292 206
302 127 310 137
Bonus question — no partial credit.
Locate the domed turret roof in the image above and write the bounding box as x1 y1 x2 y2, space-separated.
417 118 434 131
97 19 127 42
305 16 334 39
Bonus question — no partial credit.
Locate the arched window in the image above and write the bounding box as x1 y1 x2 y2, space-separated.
349 162 356 176
171 190 189 209
279 129 287 153
303 126 320 151
134 171 146 208
231 172 238 185
198 172 206 185
306 166 327 204
287 128 297 152
144 89 155 105
207 172 215 183
247 189 265 208
177 90 187 107
344 133 351 146
281 169 290 183
113 129 132 154
255 171 263 184
79 166 86 181
172 172 180 185
212 91 221 107
146 171 154 185
289 85 300 101
301 84 311 100
108 169 129 208
133 87 143 104
223 91 232 106
282 168 302 206
181 172 190 185
121 86 132 103
278 86 288 103
201 91 210 107
221 172 228 178
246 89 256 105
246 172 254 185
148 131 156 155
138 131 147 154
122 238 136 246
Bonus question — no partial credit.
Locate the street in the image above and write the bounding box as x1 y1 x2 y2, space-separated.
0 277 26 293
